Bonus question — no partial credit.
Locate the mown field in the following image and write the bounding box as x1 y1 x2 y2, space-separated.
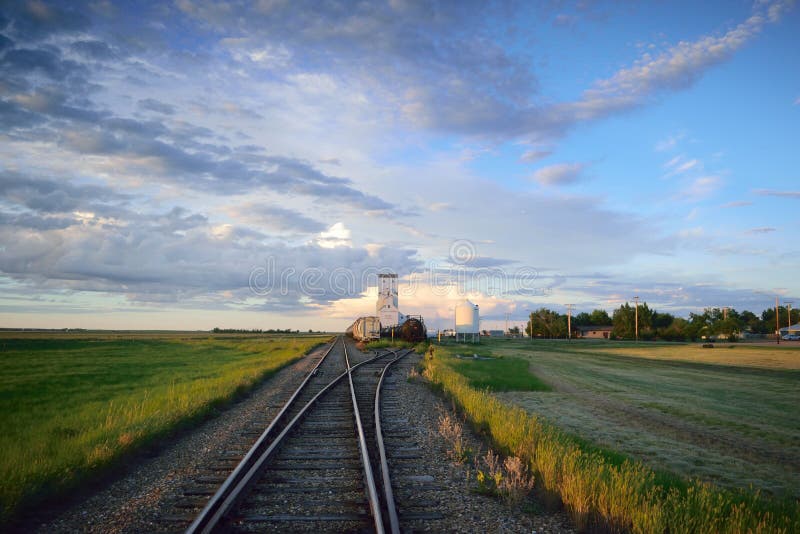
490 339 800 498
422 339 800 532
0 332 326 523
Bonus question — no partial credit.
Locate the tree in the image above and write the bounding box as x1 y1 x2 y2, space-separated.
589 309 612 325
573 312 592 327
612 302 652 339
527 308 567 338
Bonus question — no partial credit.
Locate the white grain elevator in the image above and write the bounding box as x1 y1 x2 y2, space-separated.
376 273 404 328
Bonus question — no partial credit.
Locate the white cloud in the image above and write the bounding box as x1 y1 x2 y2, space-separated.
520 149 552 163
746 227 777 234
685 175 723 198
754 189 800 198
315 222 352 248
557 1 788 128
530 162 586 186
721 200 752 208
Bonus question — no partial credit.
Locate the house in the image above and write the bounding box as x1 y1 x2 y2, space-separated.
779 323 800 336
575 325 613 339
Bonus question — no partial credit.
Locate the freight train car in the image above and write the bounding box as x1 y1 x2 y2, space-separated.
346 316 381 342
382 315 427 343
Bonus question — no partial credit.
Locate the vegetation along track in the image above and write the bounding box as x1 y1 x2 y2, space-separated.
175 336 418 533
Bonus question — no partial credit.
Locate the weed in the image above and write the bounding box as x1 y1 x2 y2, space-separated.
437 411 470 464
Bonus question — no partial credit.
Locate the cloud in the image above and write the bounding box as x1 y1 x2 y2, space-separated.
315 222 352 248
0 2 90 40
137 98 176 115
665 155 700 175
655 132 685 152
520 149 552 163
70 39 119 61
231 202 326 234
721 200 752 208
681 175 723 199
746 227 777 234
753 189 800 198
531 162 586 186
564 3 783 124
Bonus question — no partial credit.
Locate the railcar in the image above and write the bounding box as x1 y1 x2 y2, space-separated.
346 316 381 342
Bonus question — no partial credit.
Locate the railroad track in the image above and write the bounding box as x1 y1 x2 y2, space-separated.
177 336 414 533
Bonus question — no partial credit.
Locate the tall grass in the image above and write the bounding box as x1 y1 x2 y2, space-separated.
421 344 800 532
0 335 323 523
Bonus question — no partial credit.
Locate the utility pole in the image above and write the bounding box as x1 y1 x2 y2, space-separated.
722 306 729 321
633 296 640 343
786 301 794 330
565 304 574 342
528 310 534 342
505 312 509 336
776 296 780 344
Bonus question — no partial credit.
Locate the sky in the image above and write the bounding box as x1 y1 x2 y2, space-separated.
0 0 798 332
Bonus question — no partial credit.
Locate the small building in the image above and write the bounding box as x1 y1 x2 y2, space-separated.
779 323 800 336
576 325 613 339
481 329 505 337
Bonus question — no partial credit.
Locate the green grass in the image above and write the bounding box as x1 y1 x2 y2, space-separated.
438 344 550 392
420 340 800 532
488 339 800 498
0 333 325 523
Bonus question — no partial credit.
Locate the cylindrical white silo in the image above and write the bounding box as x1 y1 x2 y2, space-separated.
455 299 479 334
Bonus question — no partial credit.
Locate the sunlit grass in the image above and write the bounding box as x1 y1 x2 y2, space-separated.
421 342 800 532
0 334 325 523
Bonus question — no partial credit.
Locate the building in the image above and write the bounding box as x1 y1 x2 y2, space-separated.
482 329 505 337
576 325 613 339
779 323 800 336
376 273 404 328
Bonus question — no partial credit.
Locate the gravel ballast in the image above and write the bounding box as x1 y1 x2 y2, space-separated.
25 345 573 533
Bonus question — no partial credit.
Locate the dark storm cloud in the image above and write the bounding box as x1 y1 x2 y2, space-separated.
138 97 176 115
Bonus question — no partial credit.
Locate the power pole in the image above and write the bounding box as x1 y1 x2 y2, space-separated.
565 304 574 342
776 296 780 344
505 312 509 336
786 302 794 330
633 296 640 343
529 310 534 342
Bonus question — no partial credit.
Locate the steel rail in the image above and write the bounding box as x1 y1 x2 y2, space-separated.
344 340 386 534
187 337 392 534
186 336 340 534
374 348 411 534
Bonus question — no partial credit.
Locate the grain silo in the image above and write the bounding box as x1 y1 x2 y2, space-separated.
454 299 480 342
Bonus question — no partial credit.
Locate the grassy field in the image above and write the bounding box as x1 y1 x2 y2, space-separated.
489 339 800 498
421 339 800 532
0 332 326 522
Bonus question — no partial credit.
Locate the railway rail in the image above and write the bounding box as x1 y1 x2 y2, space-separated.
181 336 414 533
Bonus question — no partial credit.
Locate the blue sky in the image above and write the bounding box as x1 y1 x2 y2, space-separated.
0 0 797 331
